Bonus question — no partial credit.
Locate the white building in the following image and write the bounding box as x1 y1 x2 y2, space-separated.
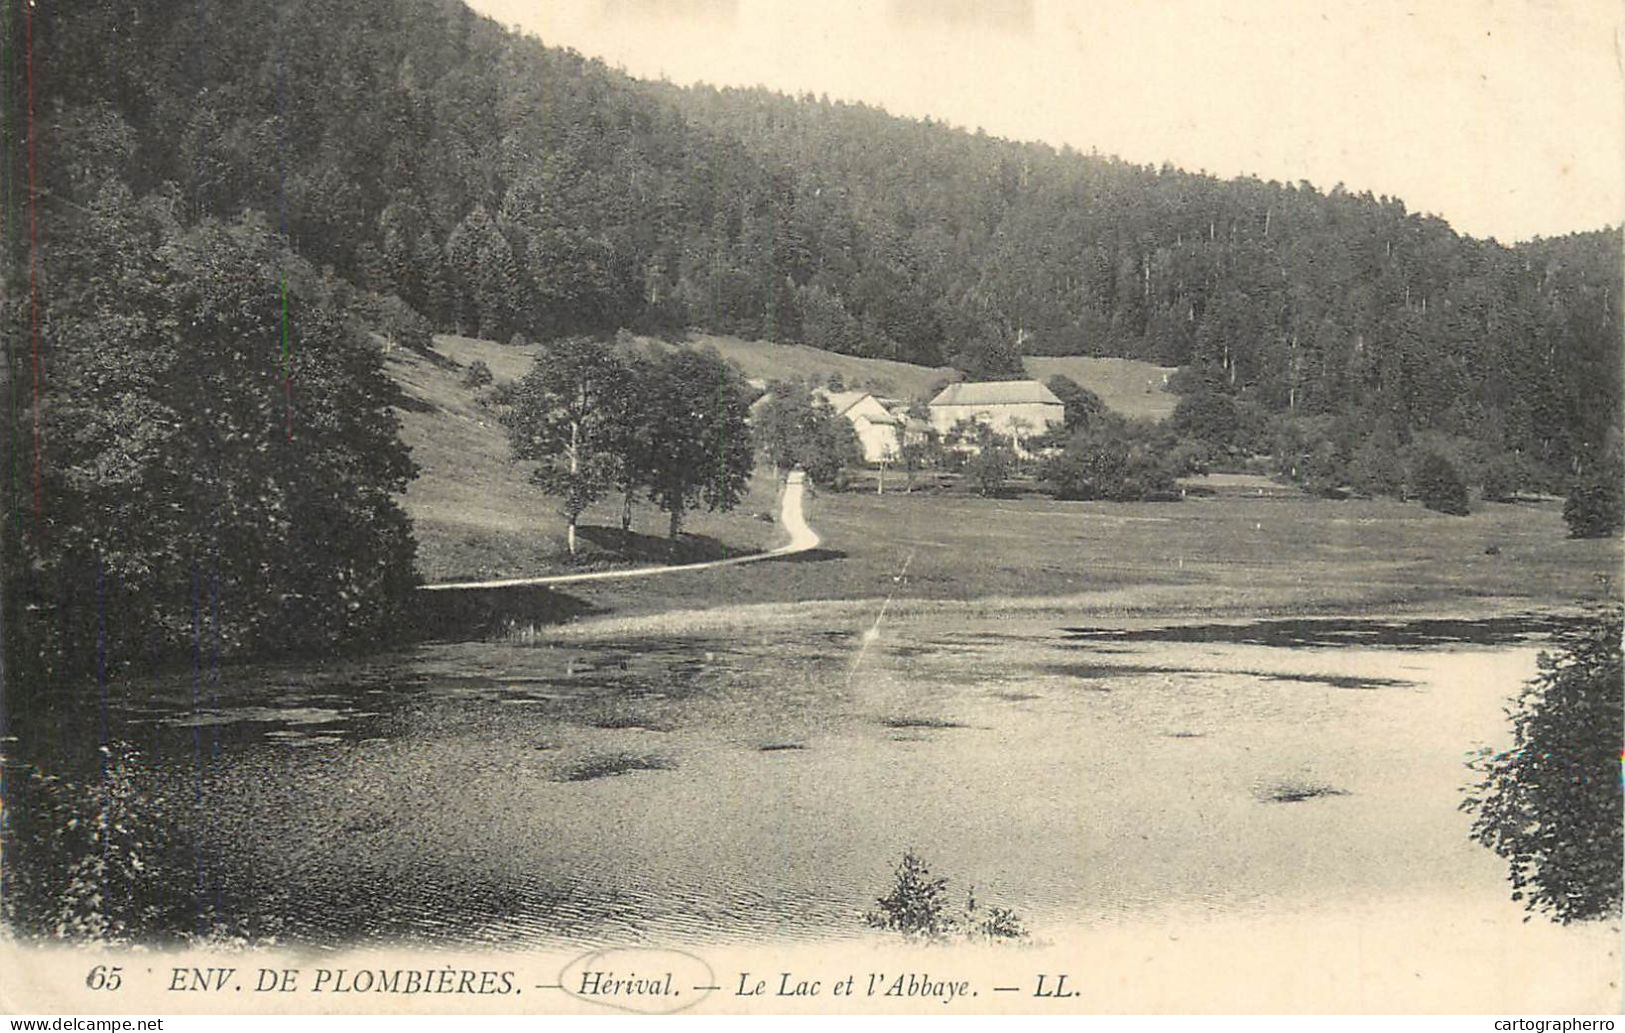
927 380 1064 452
816 389 901 463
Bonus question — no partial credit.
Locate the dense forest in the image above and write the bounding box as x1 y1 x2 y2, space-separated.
2 0 1620 669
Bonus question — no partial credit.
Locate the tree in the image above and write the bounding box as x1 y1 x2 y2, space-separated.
639 349 755 538
502 337 629 556
461 359 494 389
16 197 419 670
445 205 522 339
948 324 1026 381
897 433 939 493
1463 608 1623 923
1044 374 1107 431
1563 444 1624 538
605 350 656 533
753 382 863 488
1346 427 1408 498
1412 452 1470 516
957 423 1018 497
1170 386 1266 460
1480 453 1523 503
1041 424 1178 502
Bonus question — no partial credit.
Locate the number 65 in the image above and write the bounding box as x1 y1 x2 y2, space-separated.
85 966 123 991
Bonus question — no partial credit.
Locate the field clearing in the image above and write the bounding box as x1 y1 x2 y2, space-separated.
1023 355 1179 421
431 332 541 382
550 485 1621 629
649 332 959 399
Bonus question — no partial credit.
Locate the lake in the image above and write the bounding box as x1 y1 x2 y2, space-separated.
1 604 1582 954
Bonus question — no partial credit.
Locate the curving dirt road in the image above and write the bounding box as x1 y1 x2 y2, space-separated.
419 470 820 592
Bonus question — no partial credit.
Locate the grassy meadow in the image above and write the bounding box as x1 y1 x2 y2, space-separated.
1022 354 1180 421
388 332 1617 623
544 483 1621 632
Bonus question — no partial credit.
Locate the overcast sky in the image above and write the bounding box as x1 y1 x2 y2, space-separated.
466 0 1622 243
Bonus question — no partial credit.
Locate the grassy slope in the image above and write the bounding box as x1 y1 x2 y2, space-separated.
432 333 541 382
437 331 1181 419
386 337 781 583
642 332 959 399
680 334 1182 418
1023 355 1179 421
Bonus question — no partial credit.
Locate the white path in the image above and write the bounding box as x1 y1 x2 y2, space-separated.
419 470 820 592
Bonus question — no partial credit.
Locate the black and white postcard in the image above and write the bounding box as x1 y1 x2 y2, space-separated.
1 0 1620 1017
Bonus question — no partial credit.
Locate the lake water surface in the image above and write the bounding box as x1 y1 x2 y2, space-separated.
2 608 1581 950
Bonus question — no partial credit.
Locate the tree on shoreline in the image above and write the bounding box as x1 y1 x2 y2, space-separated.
10 189 419 672
1412 452 1470 516
1463 607 1623 923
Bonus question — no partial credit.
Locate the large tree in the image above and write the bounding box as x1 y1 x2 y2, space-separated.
502 337 631 556
12 186 418 672
639 349 755 538
752 382 862 487
1041 423 1178 502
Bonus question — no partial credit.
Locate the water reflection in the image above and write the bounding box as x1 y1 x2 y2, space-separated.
2 611 1568 948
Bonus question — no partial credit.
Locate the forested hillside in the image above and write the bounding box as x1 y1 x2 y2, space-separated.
661 86 1620 472
3 0 1619 668
27 0 1621 467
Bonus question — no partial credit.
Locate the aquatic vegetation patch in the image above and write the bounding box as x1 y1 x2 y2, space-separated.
880 717 969 730
1044 662 1148 679
1061 614 1575 649
555 753 676 782
1042 661 1411 691
1256 671 1412 691
1257 781 1350 804
588 713 676 732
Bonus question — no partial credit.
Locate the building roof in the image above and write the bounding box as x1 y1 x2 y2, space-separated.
751 387 889 421
813 389 875 416
929 380 1063 407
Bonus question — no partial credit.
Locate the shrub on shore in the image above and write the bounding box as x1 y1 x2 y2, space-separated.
865 850 1028 943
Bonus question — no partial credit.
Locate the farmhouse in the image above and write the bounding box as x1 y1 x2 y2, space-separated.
928 380 1064 450
816 389 901 463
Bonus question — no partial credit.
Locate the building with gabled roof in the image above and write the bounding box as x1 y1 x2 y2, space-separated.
928 379 1064 452
749 386 903 464
815 389 901 463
